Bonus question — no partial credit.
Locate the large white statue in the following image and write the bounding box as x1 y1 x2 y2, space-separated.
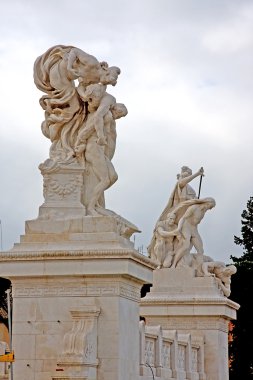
148 166 236 297
148 166 205 262
34 45 136 227
34 46 121 160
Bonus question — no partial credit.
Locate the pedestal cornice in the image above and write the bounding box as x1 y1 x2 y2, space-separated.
0 249 156 285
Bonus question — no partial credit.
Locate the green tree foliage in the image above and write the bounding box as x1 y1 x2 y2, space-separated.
229 196 253 379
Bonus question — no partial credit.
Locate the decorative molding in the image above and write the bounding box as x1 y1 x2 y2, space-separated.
191 347 198 372
119 284 140 301
13 281 140 301
139 322 206 379
145 317 229 333
0 249 156 268
141 296 239 308
177 344 186 370
162 342 171 368
43 173 83 202
144 338 155 366
59 307 100 363
55 306 100 380
14 285 87 298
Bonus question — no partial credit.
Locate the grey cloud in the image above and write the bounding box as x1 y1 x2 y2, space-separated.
0 0 252 264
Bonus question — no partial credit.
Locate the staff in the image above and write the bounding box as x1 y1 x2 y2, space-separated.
197 167 204 199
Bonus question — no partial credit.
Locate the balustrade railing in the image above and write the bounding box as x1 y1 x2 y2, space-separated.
139 321 206 380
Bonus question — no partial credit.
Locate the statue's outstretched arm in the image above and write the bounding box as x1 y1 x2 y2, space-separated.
178 167 204 189
157 226 177 238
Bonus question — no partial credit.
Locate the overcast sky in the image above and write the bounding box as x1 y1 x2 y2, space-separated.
0 0 252 263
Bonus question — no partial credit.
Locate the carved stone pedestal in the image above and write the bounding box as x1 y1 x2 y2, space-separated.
140 268 239 380
1 249 155 380
39 162 86 219
12 215 136 252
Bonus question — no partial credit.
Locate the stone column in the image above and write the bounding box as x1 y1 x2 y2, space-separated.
140 267 239 380
1 250 155 380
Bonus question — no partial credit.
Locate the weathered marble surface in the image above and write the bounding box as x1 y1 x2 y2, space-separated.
0 250 155 380
11 215 138 252
1 44 239 380
139 321 206 379
140 267 240 380
0 46 156 380
33 45 136 231
148 166 236 298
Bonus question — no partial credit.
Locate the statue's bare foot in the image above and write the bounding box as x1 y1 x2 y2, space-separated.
87 208 100 216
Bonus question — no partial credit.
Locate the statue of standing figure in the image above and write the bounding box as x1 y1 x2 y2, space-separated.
148 166 206 266
152 212 177 269
158 166 204 221
148 166 236 297
34 45 130 218
148 167 214 268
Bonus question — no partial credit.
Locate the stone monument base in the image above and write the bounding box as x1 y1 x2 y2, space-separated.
11 215 137 252
140 267 239 380
1 249 155 380
1 206 154 380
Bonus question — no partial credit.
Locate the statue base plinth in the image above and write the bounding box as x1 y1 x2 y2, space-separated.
140 267 239 380
1 247 155 380
11 215 137 252
148 266 225 297
39 161 86 216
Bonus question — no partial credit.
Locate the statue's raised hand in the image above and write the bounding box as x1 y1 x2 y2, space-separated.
198 167 204 176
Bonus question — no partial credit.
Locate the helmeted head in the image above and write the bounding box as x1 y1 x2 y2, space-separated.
180 166 192 178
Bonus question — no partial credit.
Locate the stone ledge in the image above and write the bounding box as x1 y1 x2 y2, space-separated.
141 296 240 308
0 249 156 267
0 250 156 285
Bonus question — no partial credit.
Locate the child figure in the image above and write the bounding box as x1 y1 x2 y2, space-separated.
74 83 127 159
74 83 113 156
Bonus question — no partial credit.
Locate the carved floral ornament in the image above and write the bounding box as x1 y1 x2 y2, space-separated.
43 174 82 200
